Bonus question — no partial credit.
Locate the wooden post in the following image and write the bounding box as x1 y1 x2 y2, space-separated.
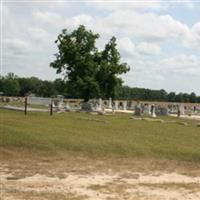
24 97 27 115
50 102 53 116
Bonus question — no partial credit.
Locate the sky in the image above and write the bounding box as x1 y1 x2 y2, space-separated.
1 0 200 95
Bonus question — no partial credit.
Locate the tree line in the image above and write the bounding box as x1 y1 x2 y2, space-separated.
118 86 200 103
1 73 200 103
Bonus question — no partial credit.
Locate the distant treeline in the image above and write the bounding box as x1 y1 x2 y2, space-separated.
117 86 200 103
1 73 200 103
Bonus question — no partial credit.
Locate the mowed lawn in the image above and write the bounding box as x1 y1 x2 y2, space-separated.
1 109 200 162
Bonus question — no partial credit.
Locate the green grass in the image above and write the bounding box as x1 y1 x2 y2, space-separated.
1 110 200 162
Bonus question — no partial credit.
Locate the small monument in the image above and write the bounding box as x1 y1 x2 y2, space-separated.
81 101 95 112
65 101 70 111
180 104 185 115
114 100 119 110
151 104 157 118
148 104 151 115
134 103 142 116
97 98 103 111
123 101 127 110
108 97 112 109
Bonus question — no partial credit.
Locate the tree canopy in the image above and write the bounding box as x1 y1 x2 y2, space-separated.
50 25 130 101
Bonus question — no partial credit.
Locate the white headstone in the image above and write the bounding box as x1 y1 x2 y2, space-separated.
114 100 119 110
65 101 70 109
58 102 63 109
123 101 127 110
148 104 151 115
98 98 102 111
151 104 156 118
179 104 185 115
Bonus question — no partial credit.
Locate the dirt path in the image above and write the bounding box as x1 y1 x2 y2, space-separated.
1 164 200 200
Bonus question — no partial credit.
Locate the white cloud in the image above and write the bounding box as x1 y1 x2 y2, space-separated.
81 10 190 43
161 54 200 73
28 27 50 41
184 22 200 49
33 11 63 26
86 0 165 12
72 14 94 27
4 39 30 55
118 37 136 57
136 42 161 55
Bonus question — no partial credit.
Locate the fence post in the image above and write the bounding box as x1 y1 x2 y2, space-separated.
50 101 53 116
24 97 27 115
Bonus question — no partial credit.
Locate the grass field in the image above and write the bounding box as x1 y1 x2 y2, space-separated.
1 109 200 162
1 109 200 200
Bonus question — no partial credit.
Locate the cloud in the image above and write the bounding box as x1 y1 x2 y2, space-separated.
183 22 200 49
68 10 190 43
4 39 30 56
86 0 165 12
118 37 136 57
31 7 192 46
28 27 50 41
33 11 63 25
72 14 94 27
136 42 161 55
158 54 200 76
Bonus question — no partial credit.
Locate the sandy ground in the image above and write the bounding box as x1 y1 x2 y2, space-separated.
1 156 200 200
1 170 200 200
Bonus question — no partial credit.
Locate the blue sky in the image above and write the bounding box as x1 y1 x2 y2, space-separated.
1 0 200 95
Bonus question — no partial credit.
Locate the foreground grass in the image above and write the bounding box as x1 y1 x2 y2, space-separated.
1 110 200 162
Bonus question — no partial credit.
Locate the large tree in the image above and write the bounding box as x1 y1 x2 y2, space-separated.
50 25 130 101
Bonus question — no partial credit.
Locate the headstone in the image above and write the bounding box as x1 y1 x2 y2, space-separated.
179 104 185 115
148 104 151 115
58 102 64 109
81 102 95 111
98 98 102 111
157 107 168 116
65 101 70 110
114 100 119 110
123 101 127 110
151 104 156 118
134 104 142 116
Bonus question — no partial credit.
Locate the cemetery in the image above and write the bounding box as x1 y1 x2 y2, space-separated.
1 3 200 199
1 96 200 121
1 93 200 198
